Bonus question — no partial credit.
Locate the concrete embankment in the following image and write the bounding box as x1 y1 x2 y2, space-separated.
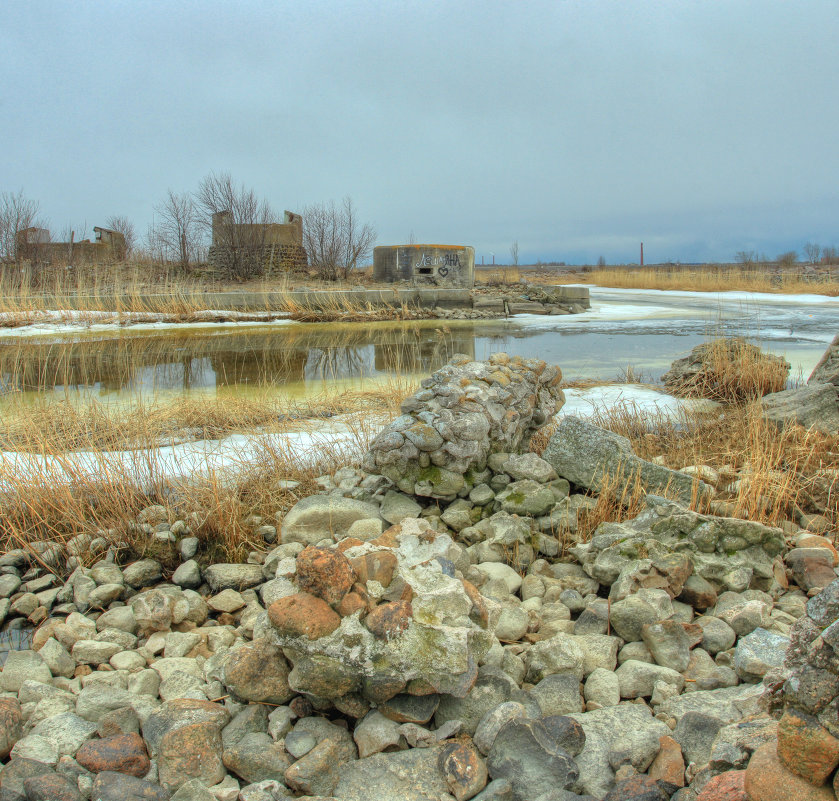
37 286 590 312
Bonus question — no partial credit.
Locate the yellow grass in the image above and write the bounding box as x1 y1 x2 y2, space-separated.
0 262 421 323
475 265 522 285
545 265 839 295
0 380 415 565
577 401 839 532
663 337 790 402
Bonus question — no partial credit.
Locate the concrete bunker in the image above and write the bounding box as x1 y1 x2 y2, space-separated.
373 244 475 288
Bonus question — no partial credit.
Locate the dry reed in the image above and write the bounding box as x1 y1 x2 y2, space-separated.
547 265 839 296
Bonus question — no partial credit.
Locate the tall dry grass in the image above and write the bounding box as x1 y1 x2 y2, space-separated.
663 337 790 402
0 381 414 565
475 266 522 285
547 265 839 296
0 263 419 324
578 401 839 531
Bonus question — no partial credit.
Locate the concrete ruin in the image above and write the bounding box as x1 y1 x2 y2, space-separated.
14 226 126 265
207 210 308 277
373 244 475 288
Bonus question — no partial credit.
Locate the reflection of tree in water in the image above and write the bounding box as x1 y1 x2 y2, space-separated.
0 321 482 399
304 346 374 382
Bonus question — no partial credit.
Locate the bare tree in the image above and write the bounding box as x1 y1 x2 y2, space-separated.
510 240 519 266
735 250 757 266
104 215 137 257
149 190 201 270
804 242 821 265
597 255 606 267
822 246 838 264
777 250 798 267
0 190 42 263
194 172 277 280
303 197 377 281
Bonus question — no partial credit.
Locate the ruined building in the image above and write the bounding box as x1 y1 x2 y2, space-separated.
373 244 475 287
207 210 308 277
14 227 127 265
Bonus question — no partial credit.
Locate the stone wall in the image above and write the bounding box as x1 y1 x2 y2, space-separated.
206 243 308 277
208 210 307 277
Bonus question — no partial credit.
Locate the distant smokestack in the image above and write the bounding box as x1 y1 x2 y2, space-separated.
640 242 644 267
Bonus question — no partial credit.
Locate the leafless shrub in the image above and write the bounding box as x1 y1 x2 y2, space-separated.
104 215 137 257
195 172 278 280
148 190 201 270
303 197 376 281
1 190 43 263
804 242 821 265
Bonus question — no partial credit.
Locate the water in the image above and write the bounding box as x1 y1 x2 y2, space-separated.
0 625 34 666
0 288 835 408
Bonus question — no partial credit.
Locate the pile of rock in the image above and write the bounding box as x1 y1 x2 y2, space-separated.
363 353 564 500
1 353 838 801
265 520 495 701
744 578 839 801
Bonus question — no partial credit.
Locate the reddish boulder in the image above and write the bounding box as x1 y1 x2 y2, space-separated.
777 708 839 785
295 545 356 605
744 741 836 801
365 601 413 640
76 733 150 777
349 550 398 588
0 697 23 760
268 592 342 639
696 770 747 801
336 591 368 618
157 721 225 792
785 548 837 593
647 735 685 788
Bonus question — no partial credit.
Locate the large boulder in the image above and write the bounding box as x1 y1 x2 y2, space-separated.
761 382 839 436
266 518 496 703
280 495 383 545
543 417 710 504
363 353 563 500
809 333 839 386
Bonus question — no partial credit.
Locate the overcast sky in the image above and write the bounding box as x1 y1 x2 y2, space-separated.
3 1 838 265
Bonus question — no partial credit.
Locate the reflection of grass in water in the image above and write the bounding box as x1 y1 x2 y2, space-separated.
0 319 474 407
0 378 417 452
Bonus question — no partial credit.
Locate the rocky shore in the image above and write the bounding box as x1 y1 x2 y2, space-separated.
1 353 837 801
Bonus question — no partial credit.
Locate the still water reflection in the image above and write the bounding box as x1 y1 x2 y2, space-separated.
1 288 835 407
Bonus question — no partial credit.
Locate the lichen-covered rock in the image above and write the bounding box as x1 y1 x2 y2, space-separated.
363 353 563 500
280 496 383 545
761 382 839 436
809 333 839 386
267 518 496 702
570 496 786 594
543 417 710 504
